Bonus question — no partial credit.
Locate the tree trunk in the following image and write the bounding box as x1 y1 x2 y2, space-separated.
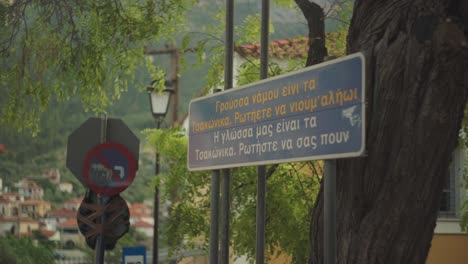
295 0 327 65
308 0 468 263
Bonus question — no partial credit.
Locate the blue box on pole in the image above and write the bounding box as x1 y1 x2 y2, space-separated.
122 246 146 264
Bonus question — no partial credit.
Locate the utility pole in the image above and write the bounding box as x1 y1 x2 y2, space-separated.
144 46 180 125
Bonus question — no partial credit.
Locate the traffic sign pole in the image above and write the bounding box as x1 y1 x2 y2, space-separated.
95 194 110 264
256 1 269 263
324 159 336 264
95 116 108 264
323 56 337 264
209 169 220 264
220 0 234 263
209 88 222 264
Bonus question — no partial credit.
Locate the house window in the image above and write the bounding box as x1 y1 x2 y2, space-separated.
439 146 465 218
63 228 79 234
439 169 456 217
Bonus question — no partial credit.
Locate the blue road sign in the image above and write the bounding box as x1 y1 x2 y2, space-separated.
84 142 137 196
122 246 146 264
188 52 365 171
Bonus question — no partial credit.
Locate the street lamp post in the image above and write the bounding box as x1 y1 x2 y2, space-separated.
147 81 173 264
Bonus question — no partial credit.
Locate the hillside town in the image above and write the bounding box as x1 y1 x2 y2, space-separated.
0 169 154 261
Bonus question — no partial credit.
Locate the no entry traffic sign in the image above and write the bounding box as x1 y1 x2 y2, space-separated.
83 142 137 196
67 117 140 187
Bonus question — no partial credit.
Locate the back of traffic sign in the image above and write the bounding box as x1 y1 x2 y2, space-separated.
78 192 130 250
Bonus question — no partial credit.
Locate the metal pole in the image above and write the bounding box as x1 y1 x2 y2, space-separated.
95 115 108 264
256 1 269 263
323 56 336 264
224 0 234 88
220 169 230 263
153 121 161 264
220 0 234 263
209 170 220 264
210 87 222 263
256 166 266 264
260 0 269 80
95 195 109 264
324 160 336 264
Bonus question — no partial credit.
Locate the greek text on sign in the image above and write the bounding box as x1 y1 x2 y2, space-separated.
188 52 365 171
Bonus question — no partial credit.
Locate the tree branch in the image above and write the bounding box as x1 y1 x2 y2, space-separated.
294 0 327 66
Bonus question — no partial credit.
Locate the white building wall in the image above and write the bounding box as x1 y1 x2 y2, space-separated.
435 145 467 234
0 221 15 236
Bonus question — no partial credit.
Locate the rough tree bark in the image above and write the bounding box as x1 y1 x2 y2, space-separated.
295 0 327 65
303 1 468 263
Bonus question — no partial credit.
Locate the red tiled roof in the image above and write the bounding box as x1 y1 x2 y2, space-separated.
48 208 77 219
0 144 7 153
130 211 152 218
20 200 50 205
130 203 151 209
235 36 309 59
57 219 78 228
129 203 152 214
133 221 153 228
235 33 345 59
0 198 11 204
0 216 38 223
40 230 57 237
22 229 57 238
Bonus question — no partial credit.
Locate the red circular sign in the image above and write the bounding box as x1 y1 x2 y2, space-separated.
83 142 137 196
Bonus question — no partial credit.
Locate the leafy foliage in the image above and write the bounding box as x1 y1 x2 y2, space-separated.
0 0 195 134
230 163 321 263
0 236 54 264
459 122 468 231
143 127 321 263
143 127 211 252
326 0 353 57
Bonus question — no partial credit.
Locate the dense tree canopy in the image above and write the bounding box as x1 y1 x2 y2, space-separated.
0 0 194 133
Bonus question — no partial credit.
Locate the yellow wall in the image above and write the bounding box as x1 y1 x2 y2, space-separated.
178 255 208 264
269 252 292 264
18 221 39 234
20 202 51 218
426 234 468 264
